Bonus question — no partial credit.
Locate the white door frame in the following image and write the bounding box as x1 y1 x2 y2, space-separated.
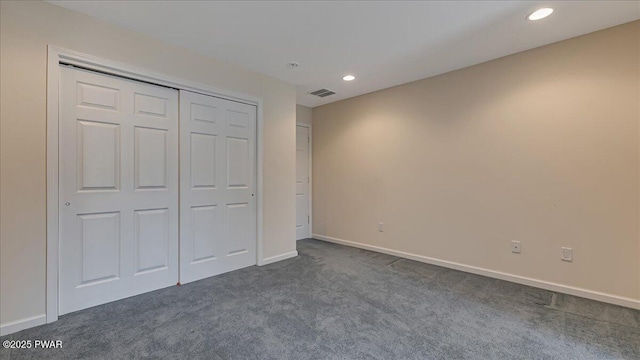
296 122 312 239
46 45 265 323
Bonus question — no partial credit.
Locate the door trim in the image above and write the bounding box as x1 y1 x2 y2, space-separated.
296 122 312 239
46 45 265 323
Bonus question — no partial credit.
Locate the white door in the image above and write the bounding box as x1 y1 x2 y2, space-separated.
59 66 179 315
296 125 310 240
179 90 257 284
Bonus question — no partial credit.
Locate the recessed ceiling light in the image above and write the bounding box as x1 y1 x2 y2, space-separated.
343 75 355 81
528 8 553 21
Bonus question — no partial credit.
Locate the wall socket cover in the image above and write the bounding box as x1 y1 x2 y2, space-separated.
378 222 384 232
511 240 521 253
561 247 573 262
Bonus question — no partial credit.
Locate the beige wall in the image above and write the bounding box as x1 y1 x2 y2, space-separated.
0 0 296 327
313 21 640 302
296 104 313 126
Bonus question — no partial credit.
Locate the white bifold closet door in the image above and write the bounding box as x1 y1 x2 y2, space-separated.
179 90 257 284
59 66 179 315
295 125 310 240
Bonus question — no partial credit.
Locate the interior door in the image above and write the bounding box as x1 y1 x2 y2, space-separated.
59 66 179 315
179 90 257 284
296 125 310 240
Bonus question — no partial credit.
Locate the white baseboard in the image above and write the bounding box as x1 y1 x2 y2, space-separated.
312 234 640 310
0 314 46 336
258 251 298 266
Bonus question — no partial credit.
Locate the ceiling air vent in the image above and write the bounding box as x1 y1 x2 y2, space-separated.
309 88 336 98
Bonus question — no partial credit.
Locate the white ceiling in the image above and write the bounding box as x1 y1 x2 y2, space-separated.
49 1 640 108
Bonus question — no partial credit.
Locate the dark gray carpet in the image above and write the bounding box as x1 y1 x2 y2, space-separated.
1 239 639 359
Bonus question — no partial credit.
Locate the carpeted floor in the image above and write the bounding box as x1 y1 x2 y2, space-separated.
1 239 639 359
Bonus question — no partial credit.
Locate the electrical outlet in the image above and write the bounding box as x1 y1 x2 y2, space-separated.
378 222 384 232
511 241 521 254
561 247 573 262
